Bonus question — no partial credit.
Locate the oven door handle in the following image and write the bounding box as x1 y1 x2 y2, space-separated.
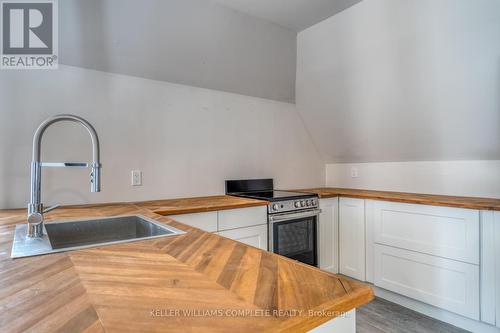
269 209 321 223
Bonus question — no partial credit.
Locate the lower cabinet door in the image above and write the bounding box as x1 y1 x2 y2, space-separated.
480 210 497 325
495 212 500 329
339 197 366 281
374 244 480 320
216 224 268 251
319 198 339 273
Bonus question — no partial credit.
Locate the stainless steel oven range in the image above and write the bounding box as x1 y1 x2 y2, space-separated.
226 179 320 267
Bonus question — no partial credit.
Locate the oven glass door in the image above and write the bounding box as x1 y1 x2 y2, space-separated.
271 215 317 266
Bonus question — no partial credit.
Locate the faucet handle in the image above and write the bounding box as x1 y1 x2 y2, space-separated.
43 204 61 214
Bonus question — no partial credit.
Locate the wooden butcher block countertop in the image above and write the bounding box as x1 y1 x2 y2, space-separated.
297 187 500 211
0 203 373 333
136 195 269 215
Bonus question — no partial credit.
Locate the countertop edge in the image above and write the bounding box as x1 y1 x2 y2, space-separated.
277 286 374 332
152 201 269 216
134 195 269 216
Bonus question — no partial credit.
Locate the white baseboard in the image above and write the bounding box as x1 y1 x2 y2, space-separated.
373 286 500 333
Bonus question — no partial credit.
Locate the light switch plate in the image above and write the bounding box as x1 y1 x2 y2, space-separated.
351 167 359 178
131 170 142 186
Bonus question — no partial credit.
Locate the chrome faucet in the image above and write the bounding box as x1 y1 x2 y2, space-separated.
27 114 101 237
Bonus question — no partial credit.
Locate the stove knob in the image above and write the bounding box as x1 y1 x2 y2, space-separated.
301 201 306 207
305 200 310 207
272 204 279 211
294 201 301 208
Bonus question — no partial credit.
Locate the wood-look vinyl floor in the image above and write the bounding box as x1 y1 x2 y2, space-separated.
357 298 470 333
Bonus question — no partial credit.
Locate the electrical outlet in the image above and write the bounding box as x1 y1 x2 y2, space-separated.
131 170 142 186
350 167 359 178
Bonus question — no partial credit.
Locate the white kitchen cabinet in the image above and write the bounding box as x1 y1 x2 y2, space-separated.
497 214 500 329
339 197 365 281
481 210 500 327
167 211 218 232
368 199 481 320
217 206 267 231
371 200 479 264
170 206 268 251
497 212 500 329
365 200 375 283
480 210 496 325
319 198 339 273
216 224 268 251
374 244 480 320
169 206 266 233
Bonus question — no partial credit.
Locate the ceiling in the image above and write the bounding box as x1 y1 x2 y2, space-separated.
212 0 363 31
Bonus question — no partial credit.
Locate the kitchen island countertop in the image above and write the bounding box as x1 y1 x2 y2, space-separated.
0 202 373 333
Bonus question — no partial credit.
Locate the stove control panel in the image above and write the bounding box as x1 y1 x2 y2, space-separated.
268 197 319 214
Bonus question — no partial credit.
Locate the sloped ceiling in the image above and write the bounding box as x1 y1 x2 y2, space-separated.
296 0 500 163
212 0 363 31
59 0 296 103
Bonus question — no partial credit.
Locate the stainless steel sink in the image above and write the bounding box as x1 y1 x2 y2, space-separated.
11 215 185 258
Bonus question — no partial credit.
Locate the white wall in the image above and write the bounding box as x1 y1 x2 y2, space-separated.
326 161 500 198
297 0 500 163
60 0 297 103
0 66 324 209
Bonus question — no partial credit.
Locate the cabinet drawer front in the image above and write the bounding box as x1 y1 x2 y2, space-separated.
168 212 218 232
374 244 479 320
217 206 267 231
372 201 479 264
216 224 268 251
